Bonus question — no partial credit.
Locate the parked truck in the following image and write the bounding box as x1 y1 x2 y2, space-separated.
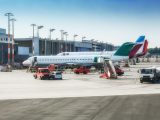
74 66 90 74
33 68 62 80
139 67 160 83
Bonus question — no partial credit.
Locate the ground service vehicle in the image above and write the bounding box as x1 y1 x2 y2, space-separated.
53 71 62 80
34 68 52 80
48 64 56 72
74 66 90 74
34 68 62 80
139 67 160 83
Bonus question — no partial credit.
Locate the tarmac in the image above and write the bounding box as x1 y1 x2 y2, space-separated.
1 94 160 120
1 60 160 120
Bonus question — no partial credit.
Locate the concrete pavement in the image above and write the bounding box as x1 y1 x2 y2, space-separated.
1 62 160 120
1 62 160 100
0 94 160 120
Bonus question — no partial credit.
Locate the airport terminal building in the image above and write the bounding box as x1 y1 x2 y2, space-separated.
14 38 114 56
0 28 114 64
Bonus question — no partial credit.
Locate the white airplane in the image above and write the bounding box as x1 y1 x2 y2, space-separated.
57 51 115 56
22 41 137 67
57 36 147 58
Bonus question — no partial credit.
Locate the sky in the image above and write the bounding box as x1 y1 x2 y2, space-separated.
0 0 160 48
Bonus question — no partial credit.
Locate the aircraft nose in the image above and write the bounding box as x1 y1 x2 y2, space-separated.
22 60 31 66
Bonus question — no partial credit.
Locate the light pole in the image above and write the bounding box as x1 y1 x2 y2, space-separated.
73 34 78 41
5 12 14 64
60 30 64 40
60 30 64 52
95 40 98 51
56 38 60 54
91 39 95 51
37 25 43 38
50 29 55 40
63 32 68 52
37 25 43 56
73 34 78 52
50 29 55 55
10 18 16 65
82 36 86 41
31 24 36 56
64 32 68 40
66 33 69 52
100 41 104 51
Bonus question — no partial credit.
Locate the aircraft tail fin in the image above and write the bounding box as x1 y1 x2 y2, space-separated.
143 40 148 55
114 42 135 56
129 36 145 58
135 36 145 43
114 36 146 57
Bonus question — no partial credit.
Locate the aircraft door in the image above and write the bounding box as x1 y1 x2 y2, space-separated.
33 57 37 66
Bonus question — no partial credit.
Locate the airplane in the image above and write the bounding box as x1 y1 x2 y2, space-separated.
129 37 148 58
57 36 146 58
56 35 148 66
22 38 144 67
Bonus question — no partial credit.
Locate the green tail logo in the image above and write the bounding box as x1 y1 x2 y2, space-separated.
114 42 135 56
